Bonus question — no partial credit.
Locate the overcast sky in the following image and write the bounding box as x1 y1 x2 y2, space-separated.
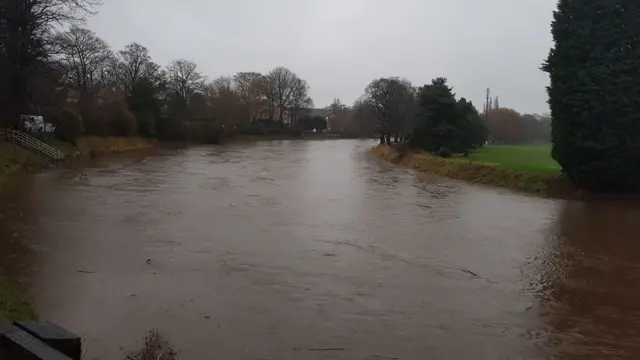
87 0 558 114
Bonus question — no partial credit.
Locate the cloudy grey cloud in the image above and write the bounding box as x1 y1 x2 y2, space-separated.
88 0 557 113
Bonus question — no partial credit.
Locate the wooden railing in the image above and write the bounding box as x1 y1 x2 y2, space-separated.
0 129 64 160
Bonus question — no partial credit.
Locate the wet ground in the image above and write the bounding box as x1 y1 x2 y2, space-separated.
2 139 640 359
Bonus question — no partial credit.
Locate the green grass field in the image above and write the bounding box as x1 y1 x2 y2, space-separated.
0 274 36 321
461 145 561 175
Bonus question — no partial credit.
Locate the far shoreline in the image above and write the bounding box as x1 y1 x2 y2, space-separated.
368 144 576 198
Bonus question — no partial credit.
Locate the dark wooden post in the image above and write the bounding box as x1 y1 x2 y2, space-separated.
0 321 72 360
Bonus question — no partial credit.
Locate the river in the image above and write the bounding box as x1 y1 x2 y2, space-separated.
2 139 640 359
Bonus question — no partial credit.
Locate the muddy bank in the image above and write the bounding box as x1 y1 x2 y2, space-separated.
1 136 154 186
369 144 570 195
59 136 155 158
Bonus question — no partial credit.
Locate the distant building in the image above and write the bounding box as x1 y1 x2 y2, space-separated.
95 84 125 105
55 83 125 107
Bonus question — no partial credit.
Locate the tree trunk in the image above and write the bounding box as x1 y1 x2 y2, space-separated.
278 106 285 127
379 132 385 144
385 133 391 145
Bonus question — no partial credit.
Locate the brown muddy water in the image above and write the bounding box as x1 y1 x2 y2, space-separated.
2 140 640 359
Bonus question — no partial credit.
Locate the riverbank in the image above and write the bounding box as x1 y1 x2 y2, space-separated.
369 144 569 195
1 136 154 185
0 275 36 321
1 136 153 321
53 136 155 158
0 142 46 189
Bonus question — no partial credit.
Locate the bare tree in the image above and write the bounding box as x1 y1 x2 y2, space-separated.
0 0 98 125
166 59 204 104
233 72 264 122
53 26 112 101
327 98 350 134
265 66 302 126
207 75 233 97
95 53 120 86
117 43 162 95
205 76 242 131
346 96 377 137
261 73 277 121
365 77 414 144
288 77 312 128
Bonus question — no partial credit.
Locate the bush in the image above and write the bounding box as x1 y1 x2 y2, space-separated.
136 112 156 138
126 330 176 360
436 147 452 158
109 105 138 137
183 121 220 144
52 109 83 145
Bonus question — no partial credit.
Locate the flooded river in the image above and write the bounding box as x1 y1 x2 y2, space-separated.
2 139 640 359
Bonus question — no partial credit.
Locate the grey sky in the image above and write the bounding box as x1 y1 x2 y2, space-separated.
88 0 557 114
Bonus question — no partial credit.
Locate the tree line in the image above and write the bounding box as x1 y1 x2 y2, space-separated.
485 109 550 144
1 0 316 143
349 76 487 156
325 90 551 148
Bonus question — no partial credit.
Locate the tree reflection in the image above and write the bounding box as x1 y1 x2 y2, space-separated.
540 200 640 359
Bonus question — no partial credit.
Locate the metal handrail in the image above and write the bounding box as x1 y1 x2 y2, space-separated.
1 129 65 160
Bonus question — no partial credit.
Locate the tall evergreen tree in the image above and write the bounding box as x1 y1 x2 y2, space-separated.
412 78 459 152
542 0 640 192
456 98 488 151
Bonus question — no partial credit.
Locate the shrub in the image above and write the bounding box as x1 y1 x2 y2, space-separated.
109 105 138 137
52 109 83 145
183 121 220 144
126 330 176 360
136 112 156 138
436 147 452 158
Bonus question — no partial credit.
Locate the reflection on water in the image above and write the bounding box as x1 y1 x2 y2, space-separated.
1 140 640 359
539 200 640 359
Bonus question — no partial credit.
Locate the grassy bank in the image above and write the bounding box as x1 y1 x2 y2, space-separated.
370 144 565 194
1 136 153 321
51 136 155 157
1 136 154 189
0 142 48 189
0 275 36 321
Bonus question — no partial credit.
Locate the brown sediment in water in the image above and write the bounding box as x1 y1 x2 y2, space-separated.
369 144 572 196
4 140 640 359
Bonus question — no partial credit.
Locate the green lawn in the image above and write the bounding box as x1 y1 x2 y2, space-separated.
0 274 36 321
462 145 561 175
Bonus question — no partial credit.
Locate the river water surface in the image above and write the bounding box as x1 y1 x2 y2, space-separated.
2 140 640 359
